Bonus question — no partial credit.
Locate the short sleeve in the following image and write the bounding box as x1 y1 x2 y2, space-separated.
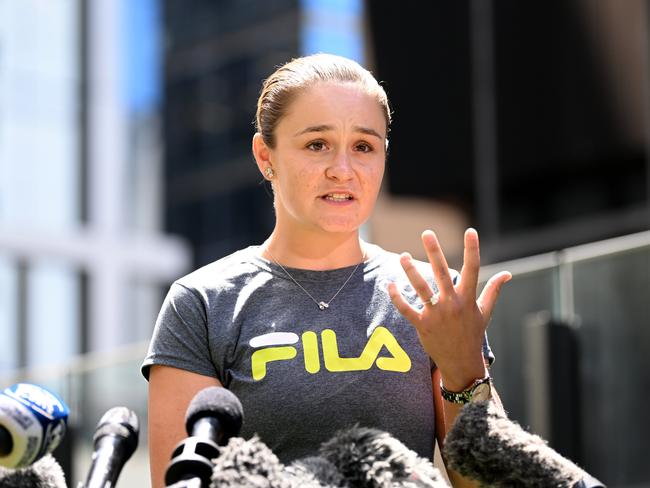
141 282 219 381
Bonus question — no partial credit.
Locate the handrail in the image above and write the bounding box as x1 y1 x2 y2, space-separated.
0 340 150 386
479 229 650 281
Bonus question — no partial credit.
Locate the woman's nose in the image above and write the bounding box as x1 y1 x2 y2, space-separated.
325 150 354 181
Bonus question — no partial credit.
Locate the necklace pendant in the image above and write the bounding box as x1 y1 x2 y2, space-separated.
318 301 329 310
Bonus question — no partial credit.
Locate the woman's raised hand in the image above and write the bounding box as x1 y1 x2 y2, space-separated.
387 228 511 391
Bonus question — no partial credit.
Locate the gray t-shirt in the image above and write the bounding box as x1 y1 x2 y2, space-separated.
141 244 494 462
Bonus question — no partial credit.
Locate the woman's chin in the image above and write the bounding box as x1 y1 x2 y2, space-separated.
316 218 364 234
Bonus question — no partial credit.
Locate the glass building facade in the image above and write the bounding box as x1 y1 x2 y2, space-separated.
0 0 82 370
0 0 190 370
0 0 189 484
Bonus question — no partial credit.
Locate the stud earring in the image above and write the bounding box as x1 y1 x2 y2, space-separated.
264 167 274 178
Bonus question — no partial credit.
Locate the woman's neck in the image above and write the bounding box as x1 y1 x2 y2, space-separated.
261 229 366 270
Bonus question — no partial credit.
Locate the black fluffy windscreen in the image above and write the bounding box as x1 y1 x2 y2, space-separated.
443 401 585 487
318 425 449 488
210 429 449 488
0 455 66 488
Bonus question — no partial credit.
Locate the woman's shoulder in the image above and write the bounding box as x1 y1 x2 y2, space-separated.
173 246 267 293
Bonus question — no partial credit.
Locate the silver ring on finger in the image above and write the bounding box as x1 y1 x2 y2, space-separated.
425 293 439 306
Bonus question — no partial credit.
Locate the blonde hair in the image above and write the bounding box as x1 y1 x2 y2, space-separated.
255 53 391 148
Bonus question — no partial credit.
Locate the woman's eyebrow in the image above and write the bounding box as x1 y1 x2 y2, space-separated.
354 126 384 140
293 124 333 137
293 124 384 140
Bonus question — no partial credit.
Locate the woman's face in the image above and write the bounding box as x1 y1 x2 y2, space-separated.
264 81 387 236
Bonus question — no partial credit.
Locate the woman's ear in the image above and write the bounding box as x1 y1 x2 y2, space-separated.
252 133 273 180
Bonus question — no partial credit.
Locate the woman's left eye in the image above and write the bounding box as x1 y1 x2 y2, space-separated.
306 141 326 151
355 142 372 153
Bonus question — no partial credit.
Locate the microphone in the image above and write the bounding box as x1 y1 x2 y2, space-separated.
318 425 450 487
81 406 139 488
210 435 292 487
210 435 345 488
209 427 448 488
0 454 67 488
0 383 69 469
287 456 347 487
442 400 606 488
165 387 243 488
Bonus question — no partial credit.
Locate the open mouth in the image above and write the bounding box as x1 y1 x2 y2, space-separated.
322 193 354 202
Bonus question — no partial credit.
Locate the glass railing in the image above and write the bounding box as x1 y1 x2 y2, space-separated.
480 230 650 487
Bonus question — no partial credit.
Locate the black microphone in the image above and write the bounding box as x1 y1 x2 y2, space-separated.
443 400 606 488
165 387 243 488
0 454 67 488
81 406 139 488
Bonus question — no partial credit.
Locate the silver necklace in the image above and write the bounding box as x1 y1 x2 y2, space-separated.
264 246 366 311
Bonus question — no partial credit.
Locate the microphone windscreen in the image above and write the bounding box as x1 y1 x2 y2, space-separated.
185 387 243 439
443 401 585 487
0 454 66 488
211 436 341 488
288 456 346 487
210 435 288 488
319 425 449 487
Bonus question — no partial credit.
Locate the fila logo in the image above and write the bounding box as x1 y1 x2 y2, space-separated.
250 326 411 380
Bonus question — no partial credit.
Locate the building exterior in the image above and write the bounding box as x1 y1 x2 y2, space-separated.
0 0 190 371
0 0 189 484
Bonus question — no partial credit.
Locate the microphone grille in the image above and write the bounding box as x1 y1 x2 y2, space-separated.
185 387 243 438
93 407 139 456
